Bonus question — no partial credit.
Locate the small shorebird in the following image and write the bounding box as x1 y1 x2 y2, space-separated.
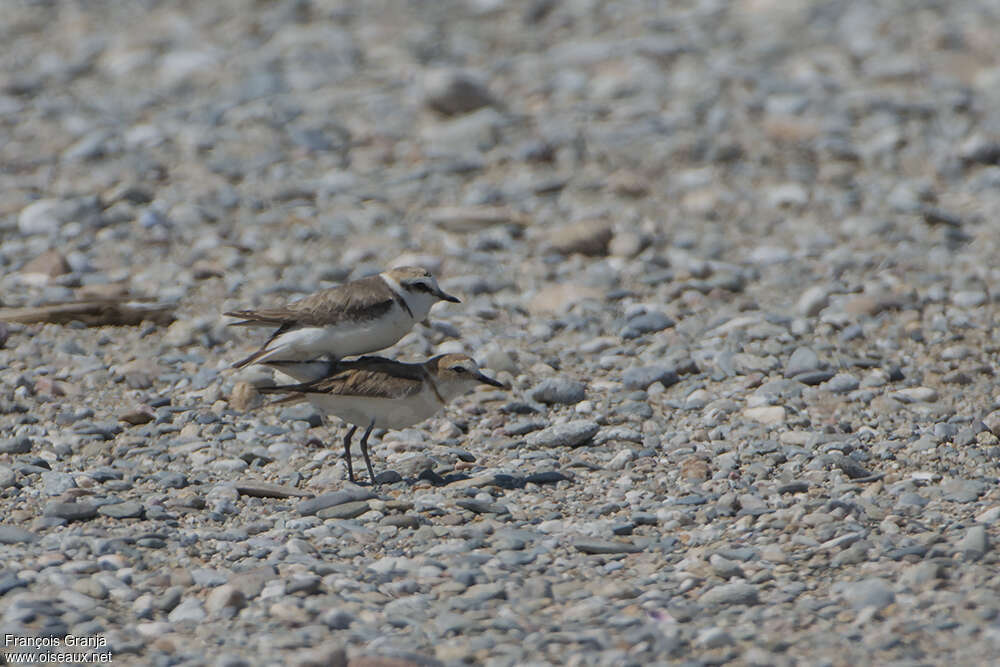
225 267 460 369
261 354 506 484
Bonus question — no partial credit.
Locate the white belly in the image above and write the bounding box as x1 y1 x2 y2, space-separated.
308 389 443 430
263 306 413 361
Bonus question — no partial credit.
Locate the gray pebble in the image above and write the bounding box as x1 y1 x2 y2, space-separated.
841 578 895 611
573 539 643 554
621 312 674 339
0 525 38 544
167 597 207 623
622 365 679 391
424 68 495 116
298 488 375 516
40 471 76 496
43 501 97 522
785 347 821 377
699 582 760 606
526 421 599 448
824 373 860 393
98 501 144 519
957 525 989 560
317 500 371 520
529 378 586 405
0 437 32 454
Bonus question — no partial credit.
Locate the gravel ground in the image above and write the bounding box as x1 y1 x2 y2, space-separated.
3 1 1000 665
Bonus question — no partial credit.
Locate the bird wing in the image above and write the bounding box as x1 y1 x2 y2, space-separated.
224 276 396 327
259 356 426 400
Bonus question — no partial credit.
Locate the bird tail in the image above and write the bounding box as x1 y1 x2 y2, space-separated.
231 346 272 369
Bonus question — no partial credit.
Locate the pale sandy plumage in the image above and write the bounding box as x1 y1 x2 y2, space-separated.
261 354 505 483
225 267 459 368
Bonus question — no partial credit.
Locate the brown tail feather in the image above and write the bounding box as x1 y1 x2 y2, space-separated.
231 346 271 369
224 310 286 326
228 322 294 369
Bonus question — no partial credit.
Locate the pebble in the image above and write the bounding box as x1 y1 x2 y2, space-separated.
526 421 600 448
42 502 97 522
529 378 586 405
298 488 376 515
743 406 786 425
699 582 760 606
957 525 989 560
622 365 679 391
317 500 371 520
167 597 208 624
98 501 145 519
841 578 895 611
0 437 32 454
546 219 613 256
621 312 674 339
423 68 495 115
40 471 76 495
0 525 38 544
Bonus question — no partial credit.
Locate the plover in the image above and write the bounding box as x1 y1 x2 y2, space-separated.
261 354 506 484
225 267 460 369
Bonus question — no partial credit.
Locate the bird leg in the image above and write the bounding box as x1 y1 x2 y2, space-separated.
359 418 377 485
342 424 358 483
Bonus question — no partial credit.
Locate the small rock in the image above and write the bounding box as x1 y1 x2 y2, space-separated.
699 582 759 606
298 488 375 516
0 525 38 544
785 346 821 377
120 406 155 425
289 643 347 667
167 597 207 623
206 584 247 615
798 286 829 317
98 501 144 519
229 383 261 412
526 421 599 448
957 525 989 560
40 471 76 496
0 438 32 454
743 406 786 425
424 68 495 115
841 578 895 611
529 378 586 405
20 249 70 281
891 387 938 403
623 365 678 391
43 501 97 522
18 197 101 236
529 284 603 315
546 219 613 256
696 627 735 649
317 500 371 520
709 554 744 579
573 539 643 554
824 373 859 393
622 312 674 339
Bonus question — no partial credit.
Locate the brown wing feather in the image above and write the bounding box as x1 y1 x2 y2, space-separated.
225 276 396 327
259 356 426 400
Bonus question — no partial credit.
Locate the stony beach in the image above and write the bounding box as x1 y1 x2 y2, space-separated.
3 0 1000 665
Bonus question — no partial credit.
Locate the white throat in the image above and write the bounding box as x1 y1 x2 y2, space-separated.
380 273 438 321
434 377 482 403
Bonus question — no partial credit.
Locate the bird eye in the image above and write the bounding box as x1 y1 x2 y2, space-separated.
451 366 467 373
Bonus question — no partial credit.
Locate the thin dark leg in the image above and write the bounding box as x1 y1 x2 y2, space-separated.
342 425 358 483
359 418 376 485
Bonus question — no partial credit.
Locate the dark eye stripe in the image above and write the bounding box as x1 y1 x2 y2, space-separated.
410 283 434 293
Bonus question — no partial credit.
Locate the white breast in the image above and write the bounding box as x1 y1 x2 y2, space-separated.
262 304 414 362
307 387 443 430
